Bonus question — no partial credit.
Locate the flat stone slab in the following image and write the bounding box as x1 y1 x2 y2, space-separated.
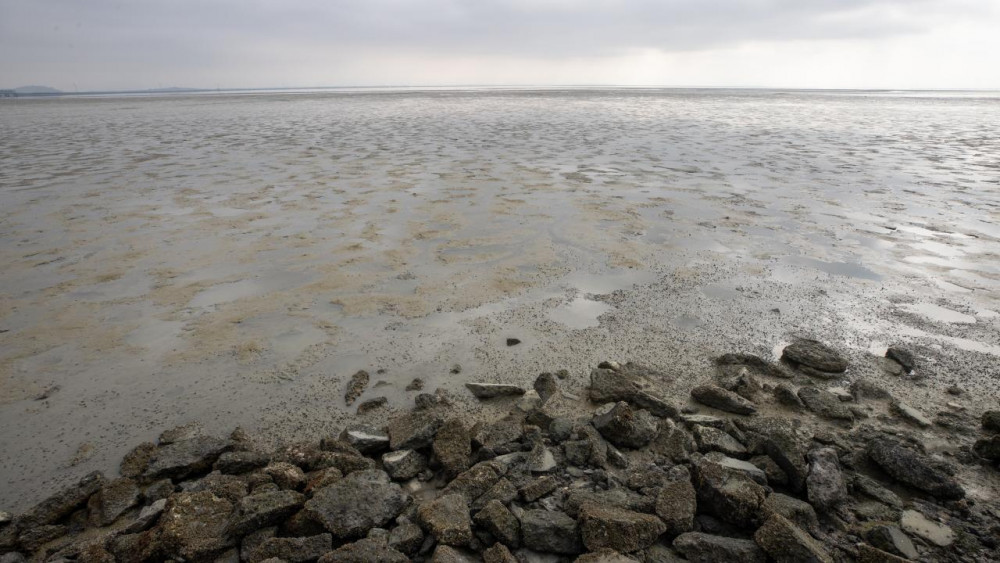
465 383 526 399
782 340 848 374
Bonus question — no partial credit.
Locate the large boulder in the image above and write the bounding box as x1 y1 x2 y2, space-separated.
867 439 964 500
806 448 847 512
145 436 233 480
433 418 472 479
655 477 697 537
592 402 658 449
754 513 832 563
579 503 667 553
417 494 473 546
781 340 847 374
690 385 756 415
228 490 304 535
158 491 236 560
691 456 767 529
520 509 584 554
304 470 409 538
673 532 766 563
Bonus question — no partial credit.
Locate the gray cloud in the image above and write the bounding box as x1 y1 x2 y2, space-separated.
1 0 996 89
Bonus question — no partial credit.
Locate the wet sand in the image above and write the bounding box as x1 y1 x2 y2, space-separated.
1 89 998 511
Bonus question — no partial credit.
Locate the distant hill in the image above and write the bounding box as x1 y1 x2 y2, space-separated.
13 85 62 94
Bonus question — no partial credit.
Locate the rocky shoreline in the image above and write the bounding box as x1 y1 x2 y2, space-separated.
1 340 999 562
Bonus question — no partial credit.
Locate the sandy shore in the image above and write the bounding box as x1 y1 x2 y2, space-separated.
0 89 998 513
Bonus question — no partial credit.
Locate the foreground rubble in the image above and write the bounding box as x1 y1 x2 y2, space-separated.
2 341 999 562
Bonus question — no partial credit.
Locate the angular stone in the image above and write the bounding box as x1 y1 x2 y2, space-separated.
974 435 1000 461
673 533 766 563
381 449 427 481
891 402 932 427
703 452 765 484
471 415 524 452
762 493 819 534
590 368 642 403
158 491 235 560
121 442 156 478
716 353 791 379
340 425 390 455
526 442 557 473
520 509 584 554
741 418 808 493
806 447 847 512
592 402 658 449
885 347 915 372
228 490 304 535
691 456 767 529
650 420 696 463
318 537 409 562
851 380 892 401
754 513 833 563
867 439 964 500
900 509 954 547
312 451 376 474
125 498 168 534
265 462 306 490
429 544 478 562
465 383 526 399
87 477 140 527
534 372 558 403
983 410 1000 433
441 462 502 504
781 340 847 374
216 451 270 474
434 418 472 479
579 503 666 553
472 478 518 512
18 471 106 527
750 455 787 486
304 469 409 538
655 478 696 537
344 370 370 406
679 414 726 429
633 390 678 418
565 488 655 519
849 473 903 508
521 476 558 502
773 383 804 408
865 525 918 559
145 436 233 480
417 494 472 546
693 426 747 458
247 534 333 563
690 385 756 415
858 544 910 563
797 387 854 421
388 520 423 555
387 412 443 450
474 499 520 548
158 422 204 445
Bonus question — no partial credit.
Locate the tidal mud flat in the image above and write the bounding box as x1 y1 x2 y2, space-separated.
0 89 999 538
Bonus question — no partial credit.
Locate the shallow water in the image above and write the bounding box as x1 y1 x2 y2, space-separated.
1 88 999 510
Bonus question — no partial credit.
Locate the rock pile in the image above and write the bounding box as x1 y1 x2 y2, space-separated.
1 341 998 562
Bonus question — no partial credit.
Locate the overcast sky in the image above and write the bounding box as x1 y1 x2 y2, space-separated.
2 0 998 91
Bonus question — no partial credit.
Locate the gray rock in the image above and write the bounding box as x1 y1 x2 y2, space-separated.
716 353 791 379
216 451 270 474
527 442 558 473
797 387 854 421
465 383 526 399
865 525 918 559
655 478 696 537
121 442 157 478
693 426 747 458
649 420 696 463
690 385 756 415
304 469 409 538
849 473 903 508
691 456 767 529
703 452 766 484
851 380 892 401
265 462 307 490
520 509 584 554
592 401 658 449
633 390 678 418
983 410 1000 433
418 494 472 546
974 435 1000 461
781 340 847 374
312 451 376 474
247 534 333 563
474 499 520 548
145 436 233 480
124 498 167 533
754 513 833 563
382 449 427 481
434 418 472 479
441 462 502 503
773 383 804 408
899 509 954 547
565 488 655 519
87 477 140 527
589 368 642 403
857 544 910 563
0 553 27 563
520 476 558 502
534 372 558 403
388 412 443 450
318 537 409 562
867 439 964 500
158 422 204 445
679 414 726 428
344 370 370 406
750 455 787 486
471 416 524 452
388 520 424 555
579 503 666 553
228 490 304 535
806 447 847 512
891 402 932 427
17 470 106 527
673 533 766 563
738 417 808 493
158 491 236 560
472 478 518 512
340 425 390 454
885 347 915 372
762 493 819 534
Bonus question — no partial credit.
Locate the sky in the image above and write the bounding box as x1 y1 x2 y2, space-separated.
1 0 998 91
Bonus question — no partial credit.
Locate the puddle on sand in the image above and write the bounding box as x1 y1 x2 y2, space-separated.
898 325 1000 356
702 284 741 300
783 256 882 281
561 270 657 295
902 303 976 324
547 297 613 329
